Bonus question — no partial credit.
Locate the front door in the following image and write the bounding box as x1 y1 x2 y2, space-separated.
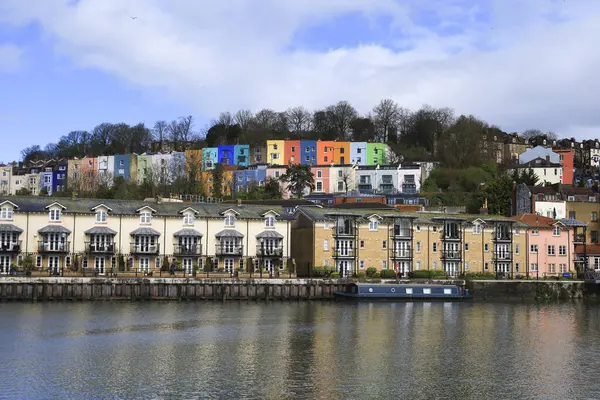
264 259 274 275
445 262 458 277
183 258 193 274
338 260 351 276
95 257 106 275
48 256 60 273
0 255 10 275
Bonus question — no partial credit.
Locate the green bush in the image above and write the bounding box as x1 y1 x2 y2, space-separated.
355 271 366 278
312 266 333 278
330 272 341 278
366 267 377 278
409 270 447 279
381 269 397 279
465 272 496 280
371 272 381 278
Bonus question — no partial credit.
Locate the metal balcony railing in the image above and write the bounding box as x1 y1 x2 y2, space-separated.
215 245 243 256
256 246 283 257
441 250 461 260
173 244 203 256
85 242 116 254
332 249 356 258
38 241 70 253
0 241 21 253
130 243 160 254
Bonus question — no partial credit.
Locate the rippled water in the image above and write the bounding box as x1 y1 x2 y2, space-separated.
0 301 599 399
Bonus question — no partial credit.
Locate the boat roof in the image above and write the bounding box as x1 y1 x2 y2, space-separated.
351 283 457 288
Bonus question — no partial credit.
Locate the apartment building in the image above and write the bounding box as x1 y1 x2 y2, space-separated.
292 207 528 278
0 197 293 276
0 165 12 195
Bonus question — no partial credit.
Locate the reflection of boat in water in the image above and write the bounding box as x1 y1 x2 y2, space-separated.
334 283 472 301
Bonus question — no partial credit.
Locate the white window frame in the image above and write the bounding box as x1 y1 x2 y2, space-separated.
368 220 378 231
96 210 107 223
265 216 275 227
224 214 235 227
553 226 561 236
0 207 13 220
559 245 567 256
548 245 555 256
323 239 329 251
183 213 194 225
140 212 152 224
49 209 61 221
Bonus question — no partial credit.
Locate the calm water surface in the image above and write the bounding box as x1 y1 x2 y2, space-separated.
0 301 599 399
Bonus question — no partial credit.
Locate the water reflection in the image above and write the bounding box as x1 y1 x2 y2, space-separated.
0 301 599 399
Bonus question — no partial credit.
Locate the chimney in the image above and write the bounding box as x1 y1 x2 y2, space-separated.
546 155 550 162
237 198 242 207
479 198 489 215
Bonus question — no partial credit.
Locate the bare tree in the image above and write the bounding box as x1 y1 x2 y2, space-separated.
339 167 355 194
327 101 358 139
373 99 400 142
178 115 195 144
152 121 168 144
254 109 278 130
217 112 234 127
234 109 254 132
286 106 313 135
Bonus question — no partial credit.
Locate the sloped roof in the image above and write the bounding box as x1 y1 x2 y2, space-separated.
0 196 295 220
511 213 559 228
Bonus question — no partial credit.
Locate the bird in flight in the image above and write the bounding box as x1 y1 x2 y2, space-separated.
130 16 138 20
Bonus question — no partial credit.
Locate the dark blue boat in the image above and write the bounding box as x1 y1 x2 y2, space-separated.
334 283 472 301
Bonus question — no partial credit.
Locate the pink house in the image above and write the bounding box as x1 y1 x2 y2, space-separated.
266 166 289 198
311 165 330 194
513 214 575 278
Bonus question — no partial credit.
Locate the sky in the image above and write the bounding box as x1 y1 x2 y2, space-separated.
1 0 599 162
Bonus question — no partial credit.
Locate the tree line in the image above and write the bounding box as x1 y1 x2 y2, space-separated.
18 99 564 169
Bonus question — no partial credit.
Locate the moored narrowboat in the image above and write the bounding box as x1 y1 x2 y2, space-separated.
334 283 472 301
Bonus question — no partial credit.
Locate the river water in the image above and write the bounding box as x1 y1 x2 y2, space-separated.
0 301 599 399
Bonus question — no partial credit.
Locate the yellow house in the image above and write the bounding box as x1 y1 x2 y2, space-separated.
292 207 528 278
266 140 285 165
201 169 234 198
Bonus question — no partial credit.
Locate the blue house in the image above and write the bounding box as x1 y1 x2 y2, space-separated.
350 142 368 166
234 145 250 167
233 165 267 194
202 148 218 171
218 145 235 166
52 160 68 193
113 154 132 181
39 171 53 195
300 140 317 165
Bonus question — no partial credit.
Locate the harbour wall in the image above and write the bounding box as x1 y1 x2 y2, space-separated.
0 278 598 301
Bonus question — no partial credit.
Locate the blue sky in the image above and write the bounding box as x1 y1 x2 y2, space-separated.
0 0 599 162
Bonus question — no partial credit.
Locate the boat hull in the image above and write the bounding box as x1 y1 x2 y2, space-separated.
334 292 473 302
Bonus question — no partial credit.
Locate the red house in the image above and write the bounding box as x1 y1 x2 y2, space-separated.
553 148 574 185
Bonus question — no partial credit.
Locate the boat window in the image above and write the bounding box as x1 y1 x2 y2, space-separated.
391 288 396 293
368 288 373 293
406 288 413 294
423 288 432 294
444 288 452 295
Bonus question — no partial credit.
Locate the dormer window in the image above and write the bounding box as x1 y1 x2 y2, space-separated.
265 216 275 227
183 213 194 225
553 226 561 236
140 212 152 224
96 210 107 223
0 206 13 220
49 209 61 221
369 219 379 231
225 214 235 227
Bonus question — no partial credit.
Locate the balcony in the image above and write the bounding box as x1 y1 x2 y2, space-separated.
441 250 461 260
215 245 243 256
332 249 357 258
173 244 203 256
574 234 586 244
38 241 70 253
378 183 396 193
493 252 512 261
358 183 372 192
256 246 283 257
443 231 462 241
390 249 412 259
0 241 21 253
130 243 160 255
493 228 512 242
334 228 357 237
85 242 116 254
392 227 412 238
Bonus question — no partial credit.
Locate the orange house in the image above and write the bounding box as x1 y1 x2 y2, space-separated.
284 140 301 165
334 142 350 165
317 141 336 165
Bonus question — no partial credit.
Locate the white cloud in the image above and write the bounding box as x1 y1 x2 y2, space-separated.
0 43 23 72
1 0 600 137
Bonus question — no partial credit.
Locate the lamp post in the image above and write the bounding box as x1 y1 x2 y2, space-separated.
259 238 264 279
